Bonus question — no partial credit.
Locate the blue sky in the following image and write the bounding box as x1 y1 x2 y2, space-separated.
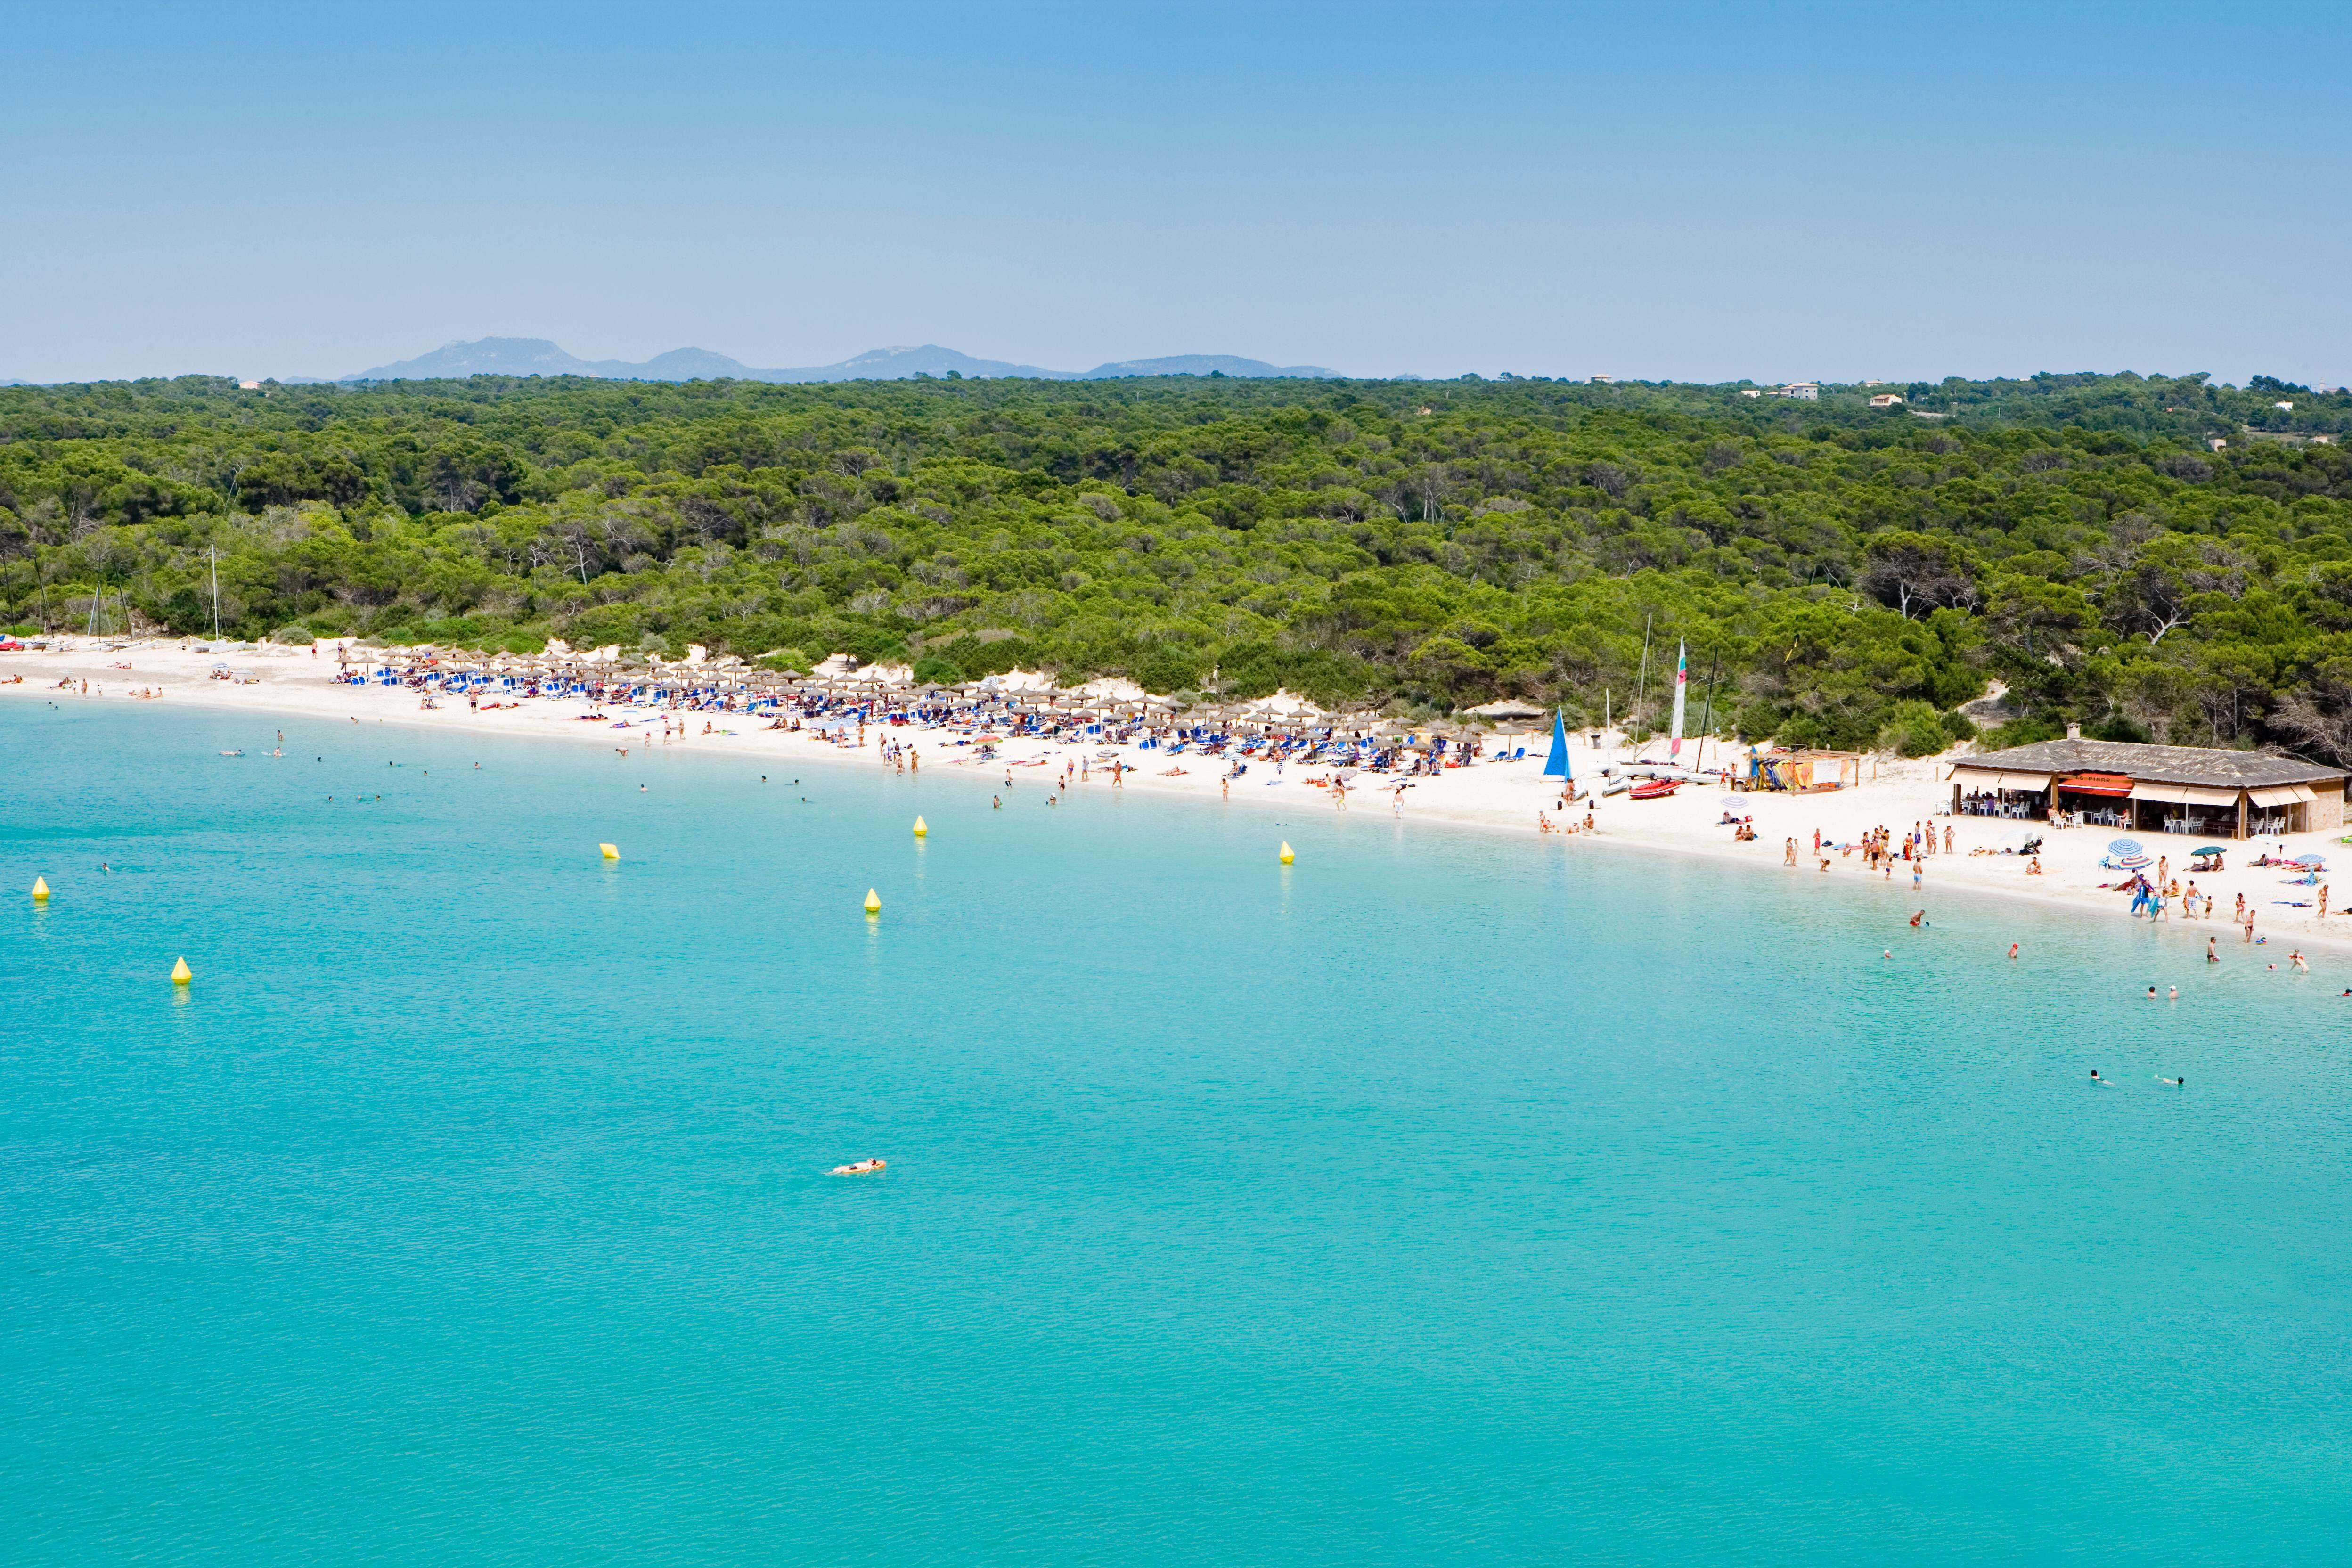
5 0 2346 385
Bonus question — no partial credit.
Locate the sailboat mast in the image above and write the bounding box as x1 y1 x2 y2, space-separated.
1695 646 1723 771
1635 614 1652 740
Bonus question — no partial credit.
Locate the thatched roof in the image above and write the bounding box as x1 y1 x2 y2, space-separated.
1952 739 2344 789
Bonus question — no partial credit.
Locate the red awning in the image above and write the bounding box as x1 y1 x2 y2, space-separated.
2057 772 2134 797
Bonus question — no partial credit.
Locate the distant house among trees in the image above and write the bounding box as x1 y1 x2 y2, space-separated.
1869 393 1906 408
1765 382 1820 401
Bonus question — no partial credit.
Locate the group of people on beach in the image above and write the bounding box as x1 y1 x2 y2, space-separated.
1777 821 1950 880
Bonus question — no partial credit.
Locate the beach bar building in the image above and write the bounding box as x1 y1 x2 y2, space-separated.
1947 739 2347 839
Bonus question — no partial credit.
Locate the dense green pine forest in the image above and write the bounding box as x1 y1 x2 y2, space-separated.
6 369 2352 760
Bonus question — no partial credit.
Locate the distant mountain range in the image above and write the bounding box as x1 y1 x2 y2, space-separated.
332 338 1340 384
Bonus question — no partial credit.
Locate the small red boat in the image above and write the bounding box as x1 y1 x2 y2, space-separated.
1628 779 1680 800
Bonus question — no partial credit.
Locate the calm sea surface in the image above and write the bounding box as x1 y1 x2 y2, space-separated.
4 702 2348 1564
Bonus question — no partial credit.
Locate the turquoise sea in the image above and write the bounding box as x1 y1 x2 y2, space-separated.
4 702 2348 1563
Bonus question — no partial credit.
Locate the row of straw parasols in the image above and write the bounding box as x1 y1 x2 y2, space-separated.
359 645 1497 746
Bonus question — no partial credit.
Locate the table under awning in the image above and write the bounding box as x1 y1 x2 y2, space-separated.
2246 783 2319 807
2127 782 2243 807
2056 772 2134 797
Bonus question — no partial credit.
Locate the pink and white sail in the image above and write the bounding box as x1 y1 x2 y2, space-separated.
1668 640 1688 760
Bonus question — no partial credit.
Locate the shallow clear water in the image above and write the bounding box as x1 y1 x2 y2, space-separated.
4 702 2348 1564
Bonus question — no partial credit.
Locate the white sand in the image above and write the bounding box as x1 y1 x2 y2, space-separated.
10 636 2348 955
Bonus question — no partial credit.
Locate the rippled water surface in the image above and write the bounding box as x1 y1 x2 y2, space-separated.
5 702 2349 1564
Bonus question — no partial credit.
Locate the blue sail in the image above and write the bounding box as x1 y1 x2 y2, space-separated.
1542 709 1571 780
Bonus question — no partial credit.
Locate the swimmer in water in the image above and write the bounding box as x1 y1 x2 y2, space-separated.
830 1157 886 1175
2146 985 2157 1000
1909 910 1925 928
2168 986 2177 1001
2156 1075 2184 1086
2090 1069 2113 1085
2007 943 2019 960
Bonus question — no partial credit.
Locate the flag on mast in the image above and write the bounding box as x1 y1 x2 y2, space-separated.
1668 639 1688 760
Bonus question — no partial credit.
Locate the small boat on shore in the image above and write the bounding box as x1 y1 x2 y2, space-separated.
1629 779 1679 800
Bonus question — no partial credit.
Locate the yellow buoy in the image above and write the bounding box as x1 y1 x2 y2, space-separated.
32 876 49 901
600 843 620 860
171 957 192 984
864 888 882 915
1279 841 1295 865
913 816 928 837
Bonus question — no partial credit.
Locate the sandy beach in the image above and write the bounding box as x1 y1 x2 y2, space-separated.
12 635 2351 956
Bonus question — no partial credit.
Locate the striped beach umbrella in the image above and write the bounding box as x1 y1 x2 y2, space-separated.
2107 838 2144 856
2116 853 2152 870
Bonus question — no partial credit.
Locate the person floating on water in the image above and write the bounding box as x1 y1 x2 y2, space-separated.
2156 1075 2185 1086
2090 1070 2113 1085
